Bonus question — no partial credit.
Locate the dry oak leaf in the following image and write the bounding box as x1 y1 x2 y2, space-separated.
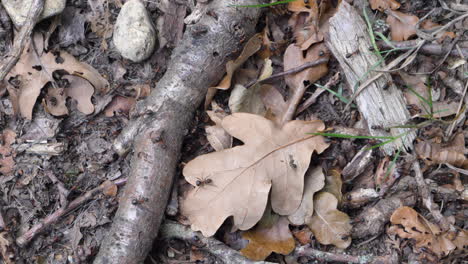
0 129 16 175
241 216 295 261
322 168 343 203
288 166 325 225
369 0 400 12
205 102 232 152
7 40 109 119
64 75 96 115
181 113 329 237
308 192 351 248
386 10 419 41
389 206 460 257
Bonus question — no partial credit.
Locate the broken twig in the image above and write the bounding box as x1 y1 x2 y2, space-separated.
0 0 44 81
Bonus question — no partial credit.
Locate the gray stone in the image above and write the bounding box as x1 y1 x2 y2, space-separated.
113 0 156 62
1 0 66 27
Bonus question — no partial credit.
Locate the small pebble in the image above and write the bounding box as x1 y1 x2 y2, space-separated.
113 0 156 62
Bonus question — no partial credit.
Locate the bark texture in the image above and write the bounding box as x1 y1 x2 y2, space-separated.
93 1 261 263
326 2 415 155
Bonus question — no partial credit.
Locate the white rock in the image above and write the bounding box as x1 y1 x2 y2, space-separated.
1 0 66 27
113 0 156 62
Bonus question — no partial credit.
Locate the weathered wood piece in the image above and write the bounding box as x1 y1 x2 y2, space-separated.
326 2 415 154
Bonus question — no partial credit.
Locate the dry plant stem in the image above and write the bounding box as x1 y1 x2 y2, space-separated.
0 0 43 81
96 2 261 263
16 178 127 247
294 245 395 263
446 47 467 137
160 221 274 264
412 161 453 232
377 40 468 58
245 58 329 89
325 1 415 154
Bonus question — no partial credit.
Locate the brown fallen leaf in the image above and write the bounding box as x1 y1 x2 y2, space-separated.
308 192 351 248
259 84 287 124
388 206 463 258
399 72 459 118
415 132 468 168
292 227 313 245
288 166 325 225
387 10 419 41
241 212 295 261
7 38 108 119
181 113 329 236
322 168 343 203
44 86 68 116
369 0 401 12
63 75 95 115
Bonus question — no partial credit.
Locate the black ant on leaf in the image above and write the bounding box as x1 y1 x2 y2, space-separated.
193 177 216 195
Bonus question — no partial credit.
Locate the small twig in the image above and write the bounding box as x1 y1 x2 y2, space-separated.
412 160 454 232
159 221 274 264
446 45 467 138
418 36 460 75
46 171 70 208
0 0 44 81
296 72 340 115
16 178 127 247
377 40 468 58
245 58 329 89
294 245 395 263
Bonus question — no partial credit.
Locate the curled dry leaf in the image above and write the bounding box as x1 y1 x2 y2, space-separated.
307 192 351 248
369 0 401 12
63 75 95 115
387 10 419 41
241 215 295 261
400 72 459 118
259 84 287 124
288 166 325 226
322 168 343 203
388 206 467 257
7 39 108 119
205 103 232 151
415 132 468 168
181 113 329 236
211 33 263 91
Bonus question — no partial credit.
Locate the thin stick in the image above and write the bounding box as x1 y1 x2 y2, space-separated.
412 161 453 232
377 40 468 58
245 58 329 88
16 178 127 247
0 0 44 81
446 44 467 138
294 245 395 263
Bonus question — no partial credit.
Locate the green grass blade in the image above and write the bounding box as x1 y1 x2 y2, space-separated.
309 132 396 140
363 8 383 60
230 0 298 8
407 86 431 114
315 83 357 108
385 148 401 179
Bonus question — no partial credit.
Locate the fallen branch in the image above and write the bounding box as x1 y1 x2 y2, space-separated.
159 221 274 264
294 245 397 263
377 40 468 58
94 1 261 263
0 0 43 81
16 178 127 247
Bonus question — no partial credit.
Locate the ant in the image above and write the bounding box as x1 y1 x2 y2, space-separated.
196 177 213 187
